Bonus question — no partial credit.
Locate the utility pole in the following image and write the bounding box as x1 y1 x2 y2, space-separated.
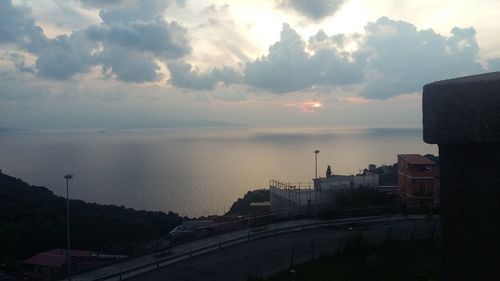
64 174 74 281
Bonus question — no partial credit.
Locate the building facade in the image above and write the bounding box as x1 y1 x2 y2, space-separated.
269 171 380 217
397 154 439 209
313 173 379 190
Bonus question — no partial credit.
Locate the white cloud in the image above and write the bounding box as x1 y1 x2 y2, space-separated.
1 0 500 131
361 17 484 99
244 23 365 93
167 61 242 90
0 0 47 52
1 0 191 82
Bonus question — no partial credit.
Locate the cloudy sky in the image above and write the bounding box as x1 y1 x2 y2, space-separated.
1 0 499 129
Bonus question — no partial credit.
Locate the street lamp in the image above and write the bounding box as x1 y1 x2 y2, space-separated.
314 150 319 220
314 150 320 179
64 174 73 281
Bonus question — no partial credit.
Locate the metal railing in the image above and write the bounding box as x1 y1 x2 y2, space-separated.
269 179 313 189
90 215 437 281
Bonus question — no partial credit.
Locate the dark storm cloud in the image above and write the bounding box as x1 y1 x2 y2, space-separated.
86 18 191 60
83 0 191 82
78 0 122 8
244 23 365 93
79 0 186 13
99 1 169 23
0 0 191 82
360 17 484 99
35 31 96 80
81 0 191 82
97 46 160 82
278 0 344 20
84 17 191 82
0 0 47 52
167 61 242 90
0 0 89 80
245 23 312 92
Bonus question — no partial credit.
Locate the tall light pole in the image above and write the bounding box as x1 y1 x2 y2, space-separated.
64 174 73 281
314 150 320 179
314 150 319 220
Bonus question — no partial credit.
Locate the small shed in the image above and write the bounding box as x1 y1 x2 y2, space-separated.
23 249 92 278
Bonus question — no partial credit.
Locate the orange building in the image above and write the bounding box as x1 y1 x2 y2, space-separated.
397 154 439 209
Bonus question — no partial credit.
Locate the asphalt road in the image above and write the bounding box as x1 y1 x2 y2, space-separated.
130 219 438 281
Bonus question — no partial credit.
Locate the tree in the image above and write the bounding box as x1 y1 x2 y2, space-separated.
326 165 332 178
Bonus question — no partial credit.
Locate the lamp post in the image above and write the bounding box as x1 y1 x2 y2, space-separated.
314 150 319 219
314 150 320 179
64 174 73 281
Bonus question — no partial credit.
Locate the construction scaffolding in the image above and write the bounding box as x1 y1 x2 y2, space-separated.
269 179 337 218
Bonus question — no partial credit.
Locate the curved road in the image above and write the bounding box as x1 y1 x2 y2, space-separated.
130 219 438 281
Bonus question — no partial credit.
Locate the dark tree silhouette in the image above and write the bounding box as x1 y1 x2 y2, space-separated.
0 173 183 265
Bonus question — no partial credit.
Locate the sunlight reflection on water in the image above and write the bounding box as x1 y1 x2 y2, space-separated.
0 127 436 217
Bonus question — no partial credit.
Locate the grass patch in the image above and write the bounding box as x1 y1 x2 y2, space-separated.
250 237 441 281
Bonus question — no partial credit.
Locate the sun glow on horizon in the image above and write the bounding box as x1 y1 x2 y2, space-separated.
285 100 324 113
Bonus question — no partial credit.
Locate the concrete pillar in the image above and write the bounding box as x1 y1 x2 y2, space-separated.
423 72 500 281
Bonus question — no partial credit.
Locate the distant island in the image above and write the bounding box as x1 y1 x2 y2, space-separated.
0 127 24 132
0 119 244 132
110 119 245 129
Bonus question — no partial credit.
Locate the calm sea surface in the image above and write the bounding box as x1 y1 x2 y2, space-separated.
0 127 436 217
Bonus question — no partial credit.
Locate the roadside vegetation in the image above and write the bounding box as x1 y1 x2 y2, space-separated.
249 237 441 281
336 187 391 208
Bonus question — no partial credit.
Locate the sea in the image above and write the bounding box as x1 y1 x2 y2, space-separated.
0 127 437 217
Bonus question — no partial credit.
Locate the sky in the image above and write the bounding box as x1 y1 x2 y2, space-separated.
1 0 499 129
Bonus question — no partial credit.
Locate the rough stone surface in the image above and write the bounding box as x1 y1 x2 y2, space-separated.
423 72 500 281
439 144 500 281
423 72 500 144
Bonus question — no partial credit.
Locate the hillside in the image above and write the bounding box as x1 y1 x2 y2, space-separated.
226 189 270 216
0 172 183 266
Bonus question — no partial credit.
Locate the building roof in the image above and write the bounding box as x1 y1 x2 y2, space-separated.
23 249 92 268
398 154 435 165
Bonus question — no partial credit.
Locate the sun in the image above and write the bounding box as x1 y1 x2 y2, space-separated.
284 100 325 113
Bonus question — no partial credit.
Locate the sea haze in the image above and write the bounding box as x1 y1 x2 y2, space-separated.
0 127 436 217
